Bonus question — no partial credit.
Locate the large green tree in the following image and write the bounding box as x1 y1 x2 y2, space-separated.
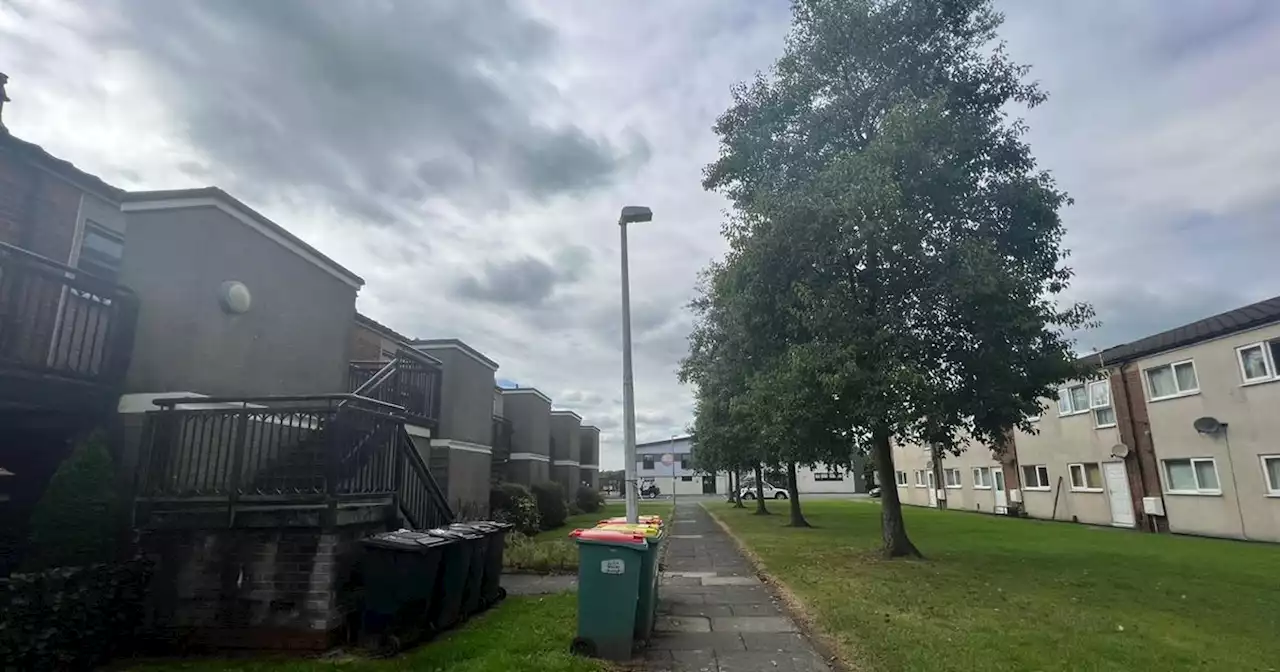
701 0 1091 557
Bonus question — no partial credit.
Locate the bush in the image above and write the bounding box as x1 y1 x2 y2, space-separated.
575 486 603 514
489 483 540 536
24 431 120 571
501 533 578 574
530 482 568 530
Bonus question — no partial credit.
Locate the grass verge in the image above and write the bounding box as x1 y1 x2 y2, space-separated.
507 501 672 574
708 499 1280 672
120 593 605 672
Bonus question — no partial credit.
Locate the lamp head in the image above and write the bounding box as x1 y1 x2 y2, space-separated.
618 205 653 225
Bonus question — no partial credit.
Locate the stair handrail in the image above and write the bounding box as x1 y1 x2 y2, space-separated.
395 425 454 528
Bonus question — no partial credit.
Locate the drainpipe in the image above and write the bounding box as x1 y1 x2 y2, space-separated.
1117 361 1162 532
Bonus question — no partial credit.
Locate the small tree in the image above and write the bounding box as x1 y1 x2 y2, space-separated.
24 432 120 570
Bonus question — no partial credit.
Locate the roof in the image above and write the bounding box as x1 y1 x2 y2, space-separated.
550 409 583 422
1097 295 1280 365
637 435 692 449
580 425 601 433
0 133 124 201
122 187 364 287
353 312 442 365
411 338 500 370
501 387 552 405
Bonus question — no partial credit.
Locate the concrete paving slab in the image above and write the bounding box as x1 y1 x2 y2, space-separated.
664 603 736 618
701 576 760 586
649 631 747 652
740 633 813 653
657 615 713 633
710 616 797 633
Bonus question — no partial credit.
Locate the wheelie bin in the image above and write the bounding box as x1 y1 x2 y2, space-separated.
599 515 664 526
568 528 649 661
424 527 478 630
360 530 450 649
455 521 513 608
430 525 487 620
594 522 665 640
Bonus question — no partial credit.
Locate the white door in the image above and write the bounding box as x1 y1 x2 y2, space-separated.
927 471 939 507
992 468 1008 514
1102 461 1136 527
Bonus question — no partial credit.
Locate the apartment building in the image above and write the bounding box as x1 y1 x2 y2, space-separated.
891 295 1280 543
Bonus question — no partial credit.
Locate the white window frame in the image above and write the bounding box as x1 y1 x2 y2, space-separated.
1235 341 1280 386
895 470 908 487
1057 383 1090 416
943 468 962 489
914 470 927 488
972 466 992 490
1022 464 1050 490
1261 455 1280 497
1162 457 1222 495
1087 380 1116 429
1068 462 1103 492
1144 359 1200 401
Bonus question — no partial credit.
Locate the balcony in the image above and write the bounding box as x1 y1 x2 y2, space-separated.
346 357 441 429
0 241 139 415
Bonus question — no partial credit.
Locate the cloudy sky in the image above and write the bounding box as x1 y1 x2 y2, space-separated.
3 1 1279 469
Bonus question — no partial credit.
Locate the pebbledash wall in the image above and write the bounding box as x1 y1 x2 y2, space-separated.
890 294 1280 544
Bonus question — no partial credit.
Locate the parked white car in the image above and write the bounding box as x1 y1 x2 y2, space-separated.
740 482 788 500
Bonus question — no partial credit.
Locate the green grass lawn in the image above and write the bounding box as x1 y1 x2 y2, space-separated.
121 593 604 672
709 500 1280 672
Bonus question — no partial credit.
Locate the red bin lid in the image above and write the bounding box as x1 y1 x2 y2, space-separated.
569 528 647 546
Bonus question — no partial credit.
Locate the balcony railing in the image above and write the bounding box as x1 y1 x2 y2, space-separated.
347 358 441 427
0 241 138 386
491 415 513 485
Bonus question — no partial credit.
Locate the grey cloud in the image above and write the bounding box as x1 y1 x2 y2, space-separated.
88 0 648 220
452 245 592 307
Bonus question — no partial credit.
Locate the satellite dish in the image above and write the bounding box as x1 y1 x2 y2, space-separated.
1110 443 1130 459
1193 416 1224 435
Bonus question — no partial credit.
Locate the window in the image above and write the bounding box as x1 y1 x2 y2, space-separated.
76 222 125 281
1263 456 1280 496
971 467 993 489
895 471 908 487
914 470 927 487
1236 341 1280 384
680 476 693 482
673 454 683 468
641 455 654 470
943 468 962 488
1088 381 1116 428
814 471 844 481
1057 384 1090 416
1163 458 1221 494
1068 462 1103 491
1022 464 1050 489
1145 360 1199 400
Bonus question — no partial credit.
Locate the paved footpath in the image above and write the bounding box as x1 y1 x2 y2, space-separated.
646 502 831 672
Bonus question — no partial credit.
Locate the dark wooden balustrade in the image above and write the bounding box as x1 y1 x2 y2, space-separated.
347 358 441 427
0 241 139 408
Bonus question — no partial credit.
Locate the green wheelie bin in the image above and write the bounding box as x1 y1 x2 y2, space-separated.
424 528 476 630
359 531 450 649
431 526 487 620
594 522 665 641
568 528 649 661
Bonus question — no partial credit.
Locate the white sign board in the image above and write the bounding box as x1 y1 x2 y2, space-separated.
600 558 626 575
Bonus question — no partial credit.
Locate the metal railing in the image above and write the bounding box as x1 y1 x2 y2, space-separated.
347 357 441 426
136 393 453 528
0 241 138 384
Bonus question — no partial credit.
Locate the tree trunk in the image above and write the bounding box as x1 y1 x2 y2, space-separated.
752 465 770 515
731 469 745 508
873 429 923 559
785 462 810 527
930 445 948 510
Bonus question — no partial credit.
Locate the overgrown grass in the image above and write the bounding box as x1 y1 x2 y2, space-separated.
504 502 671 574
710 500 1280 672
120 593 604 672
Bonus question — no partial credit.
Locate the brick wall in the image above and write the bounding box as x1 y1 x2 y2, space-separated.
140 522 383 651
0 146 83 261
1112 366 1168 532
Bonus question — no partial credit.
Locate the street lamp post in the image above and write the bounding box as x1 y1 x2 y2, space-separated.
619 205 652 524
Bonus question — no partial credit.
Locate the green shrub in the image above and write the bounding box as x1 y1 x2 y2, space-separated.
575 486 604 514
530 481 568 530
24 431 119 571
501 533 578 574
489 483 541 536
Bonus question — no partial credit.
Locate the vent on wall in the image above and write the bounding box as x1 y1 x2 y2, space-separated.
1142 497 1166 516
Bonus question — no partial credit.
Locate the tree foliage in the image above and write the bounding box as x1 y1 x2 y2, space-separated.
23 432 120 571
689 0 1091 557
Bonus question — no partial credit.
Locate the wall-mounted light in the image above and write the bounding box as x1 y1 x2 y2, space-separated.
218 280 252 315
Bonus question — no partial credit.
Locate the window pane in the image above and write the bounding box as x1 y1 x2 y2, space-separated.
1070 385 1089 413
1147 366 1176 398
1265 458 1280 492
1270 341 1280 373
1240 345 1269 380
1070 465 1085 488
1084 463 1102 489
1036 466 1049 487
1194 460 1219 491
1088 381 1111 408
1022 466 1037 486
1095 407 1116 427
1165 460 1196 491
1174 362 1198 392
972 468 982 485
1057 389 1071 415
